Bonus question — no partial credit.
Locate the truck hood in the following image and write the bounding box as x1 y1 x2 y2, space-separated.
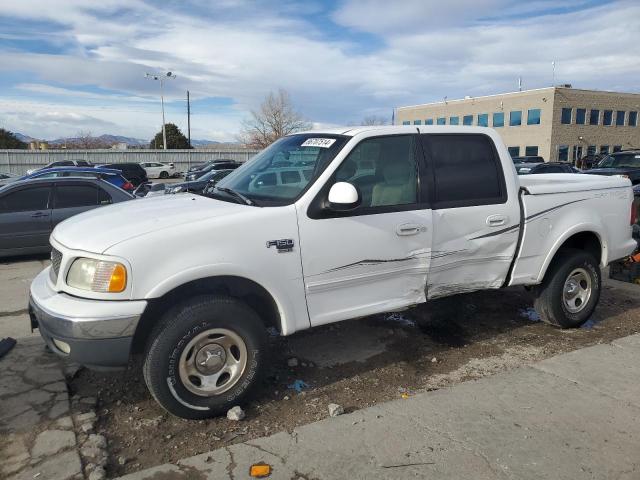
52 194 247 253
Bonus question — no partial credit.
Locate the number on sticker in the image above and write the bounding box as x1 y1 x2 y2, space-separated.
301 138 336 148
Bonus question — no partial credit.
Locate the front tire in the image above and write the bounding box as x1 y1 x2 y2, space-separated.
533 249 600 328
143 295 268 419
159 171 169 179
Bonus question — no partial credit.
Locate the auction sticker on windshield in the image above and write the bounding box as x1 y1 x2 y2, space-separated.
301 138 336 148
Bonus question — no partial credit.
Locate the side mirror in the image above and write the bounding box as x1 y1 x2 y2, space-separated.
327 182 360 211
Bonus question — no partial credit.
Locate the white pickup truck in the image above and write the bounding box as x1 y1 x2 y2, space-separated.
29 126 636 419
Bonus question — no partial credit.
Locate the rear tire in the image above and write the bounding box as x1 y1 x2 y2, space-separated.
159 171 169 179
533 249 600 328
143 295 268 419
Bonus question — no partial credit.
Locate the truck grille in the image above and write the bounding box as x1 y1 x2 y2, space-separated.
50 248 62 282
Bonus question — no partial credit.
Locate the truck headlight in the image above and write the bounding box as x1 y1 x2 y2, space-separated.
66 258 127 293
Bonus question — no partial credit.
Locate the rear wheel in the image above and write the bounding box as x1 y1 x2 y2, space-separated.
533 249 600 328
159 171 169 179
143 295 268 419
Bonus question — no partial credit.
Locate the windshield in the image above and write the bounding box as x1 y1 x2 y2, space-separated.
597 154 640 169
214 133 348 205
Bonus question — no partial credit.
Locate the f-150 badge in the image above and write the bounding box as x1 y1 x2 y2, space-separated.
266 239 294 253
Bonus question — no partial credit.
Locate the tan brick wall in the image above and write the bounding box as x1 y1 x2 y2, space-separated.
397 87 640 163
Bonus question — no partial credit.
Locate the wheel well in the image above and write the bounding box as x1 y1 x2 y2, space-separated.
131 276 281 353
554 231 602 265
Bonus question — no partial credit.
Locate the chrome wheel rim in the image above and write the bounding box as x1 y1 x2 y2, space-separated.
178 328 247 397
563 268 592 314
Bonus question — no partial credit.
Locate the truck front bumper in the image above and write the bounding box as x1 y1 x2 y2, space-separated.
29 268 147 370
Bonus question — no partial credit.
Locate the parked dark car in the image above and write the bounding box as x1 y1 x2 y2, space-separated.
26 159 93 175
585 151 640 184
518 162 580 175
166 169 233 195
20 167 136 192
98 163 148 186
0 177 133 258
185 160 241 181
577 154 604 170
0 172 19 186
186 159 240 173
512 155 545 164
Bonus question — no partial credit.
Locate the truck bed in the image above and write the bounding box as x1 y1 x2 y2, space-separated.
518 172 630 195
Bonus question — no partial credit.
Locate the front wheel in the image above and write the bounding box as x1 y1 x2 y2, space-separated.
159 171 169 179
143 295 268 419
533 249 600 328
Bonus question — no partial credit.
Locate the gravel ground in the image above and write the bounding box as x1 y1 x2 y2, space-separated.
70 282 640 477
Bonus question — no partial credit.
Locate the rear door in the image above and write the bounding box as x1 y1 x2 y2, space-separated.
0 185 52 252
420 133 520 298
51 182 102 228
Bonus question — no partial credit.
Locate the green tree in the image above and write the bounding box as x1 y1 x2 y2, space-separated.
0 129 27 149
149 123 190 149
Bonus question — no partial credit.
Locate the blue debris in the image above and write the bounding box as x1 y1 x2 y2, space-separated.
288 379 309 393
518 307 540 322
581 317 600 329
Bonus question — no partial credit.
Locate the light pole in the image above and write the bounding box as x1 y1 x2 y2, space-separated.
145 71 176 149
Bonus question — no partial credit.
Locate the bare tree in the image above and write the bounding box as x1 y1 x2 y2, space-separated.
67 130 110 149
360 115 388 126
239 89 311 148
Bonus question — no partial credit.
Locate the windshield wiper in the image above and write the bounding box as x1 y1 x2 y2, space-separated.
216 187 257 206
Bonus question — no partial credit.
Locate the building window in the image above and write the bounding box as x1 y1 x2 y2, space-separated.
613 145 622 152
603 110 613 126
413 120 422 125
561 108 572 124
402 120 410 125
576 108 586 124
572 146 583 164
558 145 569 162
587 145 596 155
600 145 609 155
589 109 600 125
449 116 459 125
493 112 504 127
437 117 446 125
463 115 473 126
510 110 522 126
630 111 638 126
525 146 539 156
477 113 488 127
425 119 434 125
527 109 541 125
508 146 520 157
616 111 625 126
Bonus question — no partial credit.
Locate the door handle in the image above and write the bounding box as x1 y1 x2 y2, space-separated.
486 214 507 227
31 212 49 218
396 223 427 236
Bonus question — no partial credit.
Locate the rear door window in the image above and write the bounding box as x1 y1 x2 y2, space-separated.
422 134 507 209
54 185 98 208
0 186 51 212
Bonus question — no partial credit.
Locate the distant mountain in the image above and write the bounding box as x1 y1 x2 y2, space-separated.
190 139 221 147
13 132 37 143
11 131 222 147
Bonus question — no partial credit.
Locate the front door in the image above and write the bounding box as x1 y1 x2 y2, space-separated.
297 134 432 326
0 185 52 253
420 133 520 298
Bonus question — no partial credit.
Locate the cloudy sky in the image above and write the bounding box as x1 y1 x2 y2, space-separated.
0 0 638 142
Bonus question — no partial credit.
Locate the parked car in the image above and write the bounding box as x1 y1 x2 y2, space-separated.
577 154 604 170
0 177 133 258
29 126 635 419
20 167 136 193
133 182 167 198
139 162 177 179
585 151 640 185
202 170 236 196
518 162 580 175
98 163 148 187
167 169 233 195
0 172 19 187
26 159 93 175
512 155 544 164
187 159 239 173
185 160 241 181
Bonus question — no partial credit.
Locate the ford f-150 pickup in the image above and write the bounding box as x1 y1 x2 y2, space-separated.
29 126 636 419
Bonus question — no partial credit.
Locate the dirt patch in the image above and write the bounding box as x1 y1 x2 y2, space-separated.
69 283 640 477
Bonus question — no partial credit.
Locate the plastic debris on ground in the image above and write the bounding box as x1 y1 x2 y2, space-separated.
249 463 272 477
518 307 541 322
287 379 309 393
580 317 601 329
384 312 416 327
